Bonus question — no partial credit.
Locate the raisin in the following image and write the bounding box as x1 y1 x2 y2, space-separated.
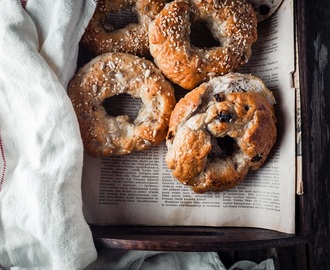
217 111 233 122
213 93 224 102
167 131 174 141
251 154 263 162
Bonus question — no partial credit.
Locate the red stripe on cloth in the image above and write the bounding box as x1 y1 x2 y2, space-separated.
0 131 7 192
21 0 28 9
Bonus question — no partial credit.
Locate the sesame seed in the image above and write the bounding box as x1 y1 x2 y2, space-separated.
92 84 97 93
108 61 116 69
145 69 151 78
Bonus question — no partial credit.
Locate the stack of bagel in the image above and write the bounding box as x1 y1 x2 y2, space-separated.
68 0 278 193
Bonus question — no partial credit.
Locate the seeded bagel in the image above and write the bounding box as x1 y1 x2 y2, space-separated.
68 52 176 156
149 0 258 90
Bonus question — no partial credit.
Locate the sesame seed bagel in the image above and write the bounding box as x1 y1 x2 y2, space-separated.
81 0 168 56
165 73 277 193
68 52 176 156
149 0 258 90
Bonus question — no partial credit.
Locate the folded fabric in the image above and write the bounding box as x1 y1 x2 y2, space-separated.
0 0 97 268
85 249 227 270
228 259 275 270
85 249 275 270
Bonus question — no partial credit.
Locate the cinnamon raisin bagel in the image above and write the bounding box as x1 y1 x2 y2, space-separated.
165 73 277 193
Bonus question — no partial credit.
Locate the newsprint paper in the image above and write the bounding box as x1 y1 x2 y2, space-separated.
81 0 298 234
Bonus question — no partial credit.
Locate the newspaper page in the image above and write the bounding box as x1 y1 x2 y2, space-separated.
81 0 297 234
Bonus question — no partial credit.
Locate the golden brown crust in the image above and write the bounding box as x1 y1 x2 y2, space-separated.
81 0 168 56
165 73 277 193
68 52 176 156
149 0 258 90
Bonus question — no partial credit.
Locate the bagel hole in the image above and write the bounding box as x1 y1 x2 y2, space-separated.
103 93 142 121
190 20 221 49
208 135 237 160
104 8 139 32
259 5 271 16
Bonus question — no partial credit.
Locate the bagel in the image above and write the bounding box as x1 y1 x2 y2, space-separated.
165 73 277 193
68 52 176 156
246 0 283 22
149 0 258 90
81 0 168 56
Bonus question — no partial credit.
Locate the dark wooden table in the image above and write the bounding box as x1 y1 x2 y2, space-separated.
91 0 330 269
285 0 330 269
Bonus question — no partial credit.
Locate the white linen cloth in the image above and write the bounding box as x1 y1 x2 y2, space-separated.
0 0 97 268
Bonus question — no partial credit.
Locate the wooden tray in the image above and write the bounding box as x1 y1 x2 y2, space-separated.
89 0 311 251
